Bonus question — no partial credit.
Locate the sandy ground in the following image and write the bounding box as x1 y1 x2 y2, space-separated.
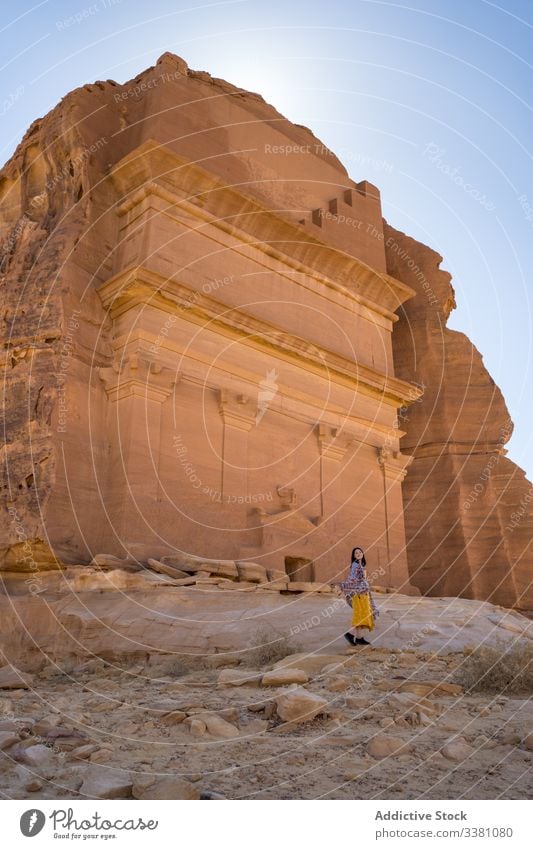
1 573 532 800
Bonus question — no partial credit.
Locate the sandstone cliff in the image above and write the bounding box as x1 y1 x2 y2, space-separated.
0 52 531 611
386 224 532 611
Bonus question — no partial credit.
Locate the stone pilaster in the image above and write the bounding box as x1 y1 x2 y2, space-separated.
99 353 177 511
217 389 257 501
377 445 413 590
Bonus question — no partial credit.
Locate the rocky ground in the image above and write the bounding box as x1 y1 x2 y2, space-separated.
0 562 532 800
0 647 532 801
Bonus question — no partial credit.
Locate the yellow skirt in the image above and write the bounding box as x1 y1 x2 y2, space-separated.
351 593 374 631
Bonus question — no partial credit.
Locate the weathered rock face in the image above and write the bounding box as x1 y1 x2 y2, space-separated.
0 52 418 592
386 224 533 611
0 52 530 611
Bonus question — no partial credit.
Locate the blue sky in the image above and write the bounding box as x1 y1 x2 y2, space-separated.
2 0 532 479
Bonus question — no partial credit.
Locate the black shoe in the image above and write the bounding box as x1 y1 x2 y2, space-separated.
344 632 355 645
356 637 371 646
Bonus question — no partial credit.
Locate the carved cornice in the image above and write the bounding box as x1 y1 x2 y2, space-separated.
99 352 177 402
97 266 423 408
109 139 417 318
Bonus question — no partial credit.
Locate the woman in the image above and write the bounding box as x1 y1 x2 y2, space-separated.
335 547 378 646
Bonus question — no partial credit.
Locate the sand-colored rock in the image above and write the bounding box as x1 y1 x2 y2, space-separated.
386 223 533 612
273 653 348 675
366 733 412 759
0 570 531 668
0 731 19 750
261 668 309 687
217 669 263 687
441 738 475 762
236 563 268 583
133 776 200 800
0 52 530 613
80 767 133 799
0 666 32 689
0 53 418 594
275 690 327 723
194 713 240 739
147 558 190 579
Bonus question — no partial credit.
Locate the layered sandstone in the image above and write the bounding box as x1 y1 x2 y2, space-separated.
0 52 531 610
386 224 533 611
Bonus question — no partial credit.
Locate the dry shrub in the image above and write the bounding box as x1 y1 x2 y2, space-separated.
145 653 210 679
244 628 301 668
457 641 533 695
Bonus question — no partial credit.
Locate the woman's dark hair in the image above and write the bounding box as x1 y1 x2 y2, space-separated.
351 547 366 567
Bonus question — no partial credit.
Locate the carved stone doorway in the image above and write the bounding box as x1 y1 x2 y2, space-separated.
284 556 315 582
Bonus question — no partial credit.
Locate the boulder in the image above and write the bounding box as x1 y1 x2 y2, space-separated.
261 668 309 687
366 734 412 759
0 665 32 690
161 555 238 579
275 690 327 724
236 562 267 583
267 569 288 582
147 558 190 579
80 767 133 799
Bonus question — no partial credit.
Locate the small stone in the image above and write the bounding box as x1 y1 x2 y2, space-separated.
71 744 99 760
325 675 350 692
261 668 309 687
217 669 263 687
440 738 475 762
200 789 226 800
189 719 207 737
80 766 133 799
275 690 327 724
196 714 240 739
0 731 20 750
161 710 187 725
0 665 32 690
134 776 200 800
366 734 412 759
398 681 462 698
521 732 533 752
19 744 55 767
89 748 114 763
